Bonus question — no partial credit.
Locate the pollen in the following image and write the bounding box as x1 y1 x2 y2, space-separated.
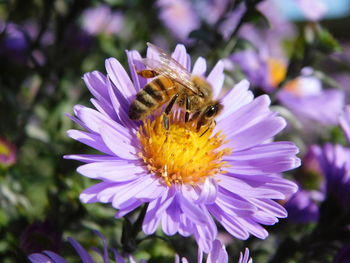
136 113 232 186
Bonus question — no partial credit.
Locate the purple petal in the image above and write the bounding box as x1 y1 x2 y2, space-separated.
67 237 94 263
218 174 286 199
207 240 228 263
126 50 146 92
66 129 114 155
178 188 209 225
163 201 181 235
249 198 288 218
106 75 136 128
64 154 121 163
192 57 207 75
105 57 137 100
207 60 225 99
209 204 249 239
90 98 117 120
98 122 138 160
195 178 218 204
171 44 190 70
80 182 113 203
28 252 68 263
225 115 286 151
77 161 144 181
83 71 110 104
216 79 253 122
143 189 176 234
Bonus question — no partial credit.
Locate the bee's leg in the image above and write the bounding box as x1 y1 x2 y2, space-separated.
136 69 158 79
163 93 179 130
185 96 191 123
200 120 216 137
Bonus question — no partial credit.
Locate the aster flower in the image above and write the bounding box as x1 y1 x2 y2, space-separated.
277 68 345 126
284 189 320 223
28 230 140 263
232 26 344 126
315 143 350 210
0 137 16 168
81 5 124 36
156 0 200 42
66 43 300 253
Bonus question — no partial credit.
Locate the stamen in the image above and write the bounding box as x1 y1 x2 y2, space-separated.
137 113 232 186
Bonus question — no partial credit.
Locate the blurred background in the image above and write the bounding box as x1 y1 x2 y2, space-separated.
1 0 350 262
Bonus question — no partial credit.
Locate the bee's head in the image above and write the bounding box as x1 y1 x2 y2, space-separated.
196 102 223 131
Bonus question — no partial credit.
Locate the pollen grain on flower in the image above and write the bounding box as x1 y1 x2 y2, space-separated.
136 112 231 187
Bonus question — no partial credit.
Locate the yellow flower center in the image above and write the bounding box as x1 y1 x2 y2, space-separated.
136 113 231 187
0 141 10 157
267 58 287 87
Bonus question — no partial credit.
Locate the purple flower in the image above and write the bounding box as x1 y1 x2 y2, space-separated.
156 0 200 42
284 189 320 223
315 143 350 209
81 5 124 36
294 0 327 21
277 68 345 126
66 43 300 253
218 2 247 40
28 231 139 263
0 137 16 168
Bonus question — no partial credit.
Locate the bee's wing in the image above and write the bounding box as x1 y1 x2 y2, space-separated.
143 43 200 94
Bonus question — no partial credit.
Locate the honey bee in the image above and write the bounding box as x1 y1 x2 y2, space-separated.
129 43 223 132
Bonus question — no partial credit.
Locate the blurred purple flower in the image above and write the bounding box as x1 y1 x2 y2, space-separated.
294 0 327 21
156 0 200 42
219 2 246 40
196 0 230 25
81 5 124 36
0 20 53 65
0 22 29 62
66 43 299 253
231 50 271 90
277 68 345 126
284 189 320 223
315 143 350 209
28 230 139 263
0 137 16 168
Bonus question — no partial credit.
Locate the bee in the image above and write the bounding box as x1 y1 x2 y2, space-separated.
129 43 223 132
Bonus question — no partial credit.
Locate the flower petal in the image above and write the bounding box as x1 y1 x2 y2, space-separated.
77 161 144 181
192 57 207 75
216 79 253 122
105 57 137 100
207 60 225 99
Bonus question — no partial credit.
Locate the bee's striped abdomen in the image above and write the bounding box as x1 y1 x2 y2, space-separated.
129 76 177 120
